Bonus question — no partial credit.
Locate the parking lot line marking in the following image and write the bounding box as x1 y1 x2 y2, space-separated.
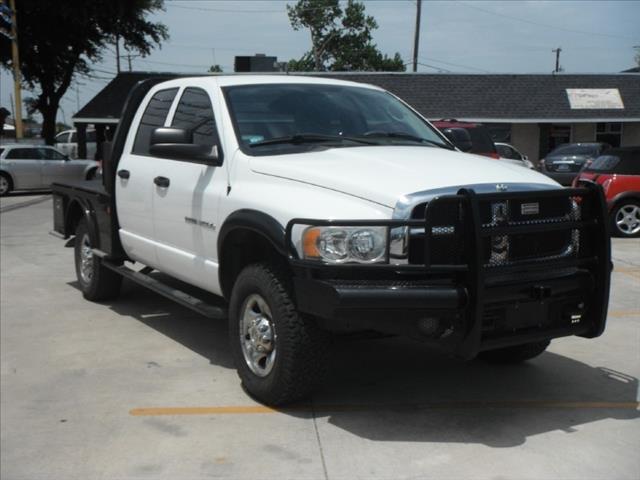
613 267 640 280
608 310 640 318
130 401 640 416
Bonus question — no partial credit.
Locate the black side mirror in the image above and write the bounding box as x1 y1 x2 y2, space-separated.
149 127 222 166
442 127 473 153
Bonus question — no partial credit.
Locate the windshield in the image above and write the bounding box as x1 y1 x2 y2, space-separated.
223 83 449 154
586 155 620 172
550 144 599 156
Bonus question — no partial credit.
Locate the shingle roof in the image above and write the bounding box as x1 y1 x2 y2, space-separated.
73 72 640 124
320 73 640 121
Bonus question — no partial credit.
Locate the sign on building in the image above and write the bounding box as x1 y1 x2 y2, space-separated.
566 89 624 109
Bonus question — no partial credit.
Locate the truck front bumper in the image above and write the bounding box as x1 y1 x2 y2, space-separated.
286 185 611 359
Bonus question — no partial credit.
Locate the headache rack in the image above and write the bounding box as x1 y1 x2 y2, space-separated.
285 183 611 358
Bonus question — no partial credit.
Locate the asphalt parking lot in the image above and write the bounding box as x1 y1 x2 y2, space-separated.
1 194 639 480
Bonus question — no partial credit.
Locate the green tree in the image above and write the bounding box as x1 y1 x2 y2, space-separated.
0 0 168 144
287 0 405 72
208 64 223 73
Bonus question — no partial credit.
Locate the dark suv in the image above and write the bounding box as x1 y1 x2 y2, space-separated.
432 120 499 159
539 142 610 186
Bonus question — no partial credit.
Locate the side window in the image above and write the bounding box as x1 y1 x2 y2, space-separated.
132 88 179 155
70 132 77 143
39 148 66 160
171 87 219 149
55 132 69 143
6 148 41 160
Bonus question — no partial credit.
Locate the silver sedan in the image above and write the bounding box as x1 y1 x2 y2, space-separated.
0 144 99 196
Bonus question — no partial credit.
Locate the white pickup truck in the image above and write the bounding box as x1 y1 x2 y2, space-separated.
51 75 611 405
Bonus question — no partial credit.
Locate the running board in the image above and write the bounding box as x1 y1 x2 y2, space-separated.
104 263 227 320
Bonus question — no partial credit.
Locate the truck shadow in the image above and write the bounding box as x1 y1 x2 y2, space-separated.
68 278 639 448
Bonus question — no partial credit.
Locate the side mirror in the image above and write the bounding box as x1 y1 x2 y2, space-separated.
149 127 222 166
441 127 473 153
522 154 528 161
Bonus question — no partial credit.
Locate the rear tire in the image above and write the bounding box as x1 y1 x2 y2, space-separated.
0 173 12 196
610 200 640 238
229 263 330 406
478 340 550 364
74 219 122 301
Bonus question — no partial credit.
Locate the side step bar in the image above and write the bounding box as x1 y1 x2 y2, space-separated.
103 262 227 320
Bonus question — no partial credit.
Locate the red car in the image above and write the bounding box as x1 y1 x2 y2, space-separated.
573 146 640 237
432 120 499 159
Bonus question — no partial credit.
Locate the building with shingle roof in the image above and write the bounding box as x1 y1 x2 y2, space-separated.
73 71 640 162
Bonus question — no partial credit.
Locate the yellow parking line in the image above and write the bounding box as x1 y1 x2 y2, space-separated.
130 401 639 416
608 310 640 318
613 267 640 280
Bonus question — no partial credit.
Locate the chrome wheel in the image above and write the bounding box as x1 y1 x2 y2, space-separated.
240 294 277 377
615 204 640 236
0 176 9 195
79 233 94 284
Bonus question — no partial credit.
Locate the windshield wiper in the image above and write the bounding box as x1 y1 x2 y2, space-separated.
361 131 454 150
248 133 377 148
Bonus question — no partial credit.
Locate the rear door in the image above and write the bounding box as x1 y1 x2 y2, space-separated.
151 85 227 292
116 87 179 267
4 147 43 188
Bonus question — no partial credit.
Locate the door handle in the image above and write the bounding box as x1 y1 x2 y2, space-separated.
117 169 130 179
154 176 170 188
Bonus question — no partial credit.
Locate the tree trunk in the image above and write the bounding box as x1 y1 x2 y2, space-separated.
40 102 58 145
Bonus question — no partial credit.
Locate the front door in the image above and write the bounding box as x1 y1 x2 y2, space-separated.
39 147 78 185
151 86 226 293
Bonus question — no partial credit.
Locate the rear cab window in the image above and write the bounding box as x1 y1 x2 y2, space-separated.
132 88 179 155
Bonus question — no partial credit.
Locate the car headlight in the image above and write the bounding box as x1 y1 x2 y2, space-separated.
302 226 387 263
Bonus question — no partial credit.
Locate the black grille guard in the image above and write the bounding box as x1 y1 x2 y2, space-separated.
285 183 611 358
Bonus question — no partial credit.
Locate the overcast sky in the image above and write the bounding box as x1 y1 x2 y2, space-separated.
1 0 639 125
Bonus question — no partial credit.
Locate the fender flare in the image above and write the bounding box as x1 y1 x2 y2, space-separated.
65 196 100 245
217 209 287 258
609 191 640 211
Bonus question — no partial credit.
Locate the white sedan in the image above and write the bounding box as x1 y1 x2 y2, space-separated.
0 144 99 196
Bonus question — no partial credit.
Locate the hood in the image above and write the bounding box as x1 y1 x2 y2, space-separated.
249 146 559 208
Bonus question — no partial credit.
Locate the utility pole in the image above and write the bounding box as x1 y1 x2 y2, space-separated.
126 53 132 72
412 0 422 73
552 47 562 73
115 34 121 73
8 0 23 139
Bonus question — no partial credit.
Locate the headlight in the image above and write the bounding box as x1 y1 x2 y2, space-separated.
302 226 387 263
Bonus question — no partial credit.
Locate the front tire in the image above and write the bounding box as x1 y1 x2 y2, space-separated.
0 173 12 196
611 200 640 238
74 219 122 301
229 263 329 406
478 340 550 364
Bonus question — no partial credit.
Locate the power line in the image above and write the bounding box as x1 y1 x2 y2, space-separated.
455 1 639 42
419 56 491 73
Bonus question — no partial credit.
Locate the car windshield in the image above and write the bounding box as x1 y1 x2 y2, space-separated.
223 83 450 154
550 144 599 156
